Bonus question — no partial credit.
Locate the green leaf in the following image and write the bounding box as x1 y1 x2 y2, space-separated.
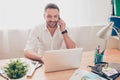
3 59 28 79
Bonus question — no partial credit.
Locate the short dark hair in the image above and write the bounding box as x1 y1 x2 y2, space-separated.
45 3 59 12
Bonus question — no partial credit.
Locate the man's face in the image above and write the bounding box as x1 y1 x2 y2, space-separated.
44 8 59 28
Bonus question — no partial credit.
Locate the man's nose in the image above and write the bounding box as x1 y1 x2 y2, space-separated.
50 17 56 21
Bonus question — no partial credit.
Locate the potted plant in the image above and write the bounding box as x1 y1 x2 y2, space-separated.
3 59 28 80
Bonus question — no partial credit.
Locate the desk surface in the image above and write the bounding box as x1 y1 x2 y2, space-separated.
0 49 120 80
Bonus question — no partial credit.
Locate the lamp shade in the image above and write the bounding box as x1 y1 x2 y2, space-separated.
96 22 114 39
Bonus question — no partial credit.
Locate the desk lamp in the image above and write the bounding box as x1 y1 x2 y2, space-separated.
96 22 120 49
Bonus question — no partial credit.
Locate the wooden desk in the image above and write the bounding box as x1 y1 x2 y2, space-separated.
0 49 120 80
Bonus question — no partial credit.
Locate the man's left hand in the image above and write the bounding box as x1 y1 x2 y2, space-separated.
58 19 66 32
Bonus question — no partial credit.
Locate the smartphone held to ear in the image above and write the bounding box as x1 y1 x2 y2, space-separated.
58 16 61 27
58 16 61 20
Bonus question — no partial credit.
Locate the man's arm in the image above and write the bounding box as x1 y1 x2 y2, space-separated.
24 26 44 63
24 50 44 63
62 32 76 48
58 19 76 48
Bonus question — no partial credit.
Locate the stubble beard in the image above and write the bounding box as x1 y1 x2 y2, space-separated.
47 21 58 28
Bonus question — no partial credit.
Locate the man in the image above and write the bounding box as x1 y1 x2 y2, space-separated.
24 3 76 63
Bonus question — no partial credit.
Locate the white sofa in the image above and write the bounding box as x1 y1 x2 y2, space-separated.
0 26 119 59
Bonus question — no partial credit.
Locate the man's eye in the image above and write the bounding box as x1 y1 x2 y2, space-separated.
54 16 58 18
47 16 52 18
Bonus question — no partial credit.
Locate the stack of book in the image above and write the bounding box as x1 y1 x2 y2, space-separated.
69 69 107 80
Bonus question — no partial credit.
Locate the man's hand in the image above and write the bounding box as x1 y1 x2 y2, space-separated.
58 19 66 32
38 57 44 64
24 50 44 64
57 19 76 48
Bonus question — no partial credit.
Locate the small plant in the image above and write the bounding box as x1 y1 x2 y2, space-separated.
3 59 28 79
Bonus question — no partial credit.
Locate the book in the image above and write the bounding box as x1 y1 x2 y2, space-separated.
113 0 120 16
69 69 107 80
102 67 118 77
26 61 42 76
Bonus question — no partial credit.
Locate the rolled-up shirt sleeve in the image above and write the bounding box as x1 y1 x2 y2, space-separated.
24 26 43 53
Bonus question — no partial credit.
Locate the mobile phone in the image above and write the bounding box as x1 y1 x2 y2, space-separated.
58 16 61 20
58 16 61 27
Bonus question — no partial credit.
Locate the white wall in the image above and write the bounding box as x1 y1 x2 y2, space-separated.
0 0 112 29
71 0 112 26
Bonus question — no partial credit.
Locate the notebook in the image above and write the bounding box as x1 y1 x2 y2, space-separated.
42 48 83 72
69 69 107 80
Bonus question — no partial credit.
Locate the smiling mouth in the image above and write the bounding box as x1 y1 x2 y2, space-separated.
47 22 57 28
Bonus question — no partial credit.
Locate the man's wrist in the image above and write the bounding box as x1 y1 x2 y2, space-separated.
61 29 68 35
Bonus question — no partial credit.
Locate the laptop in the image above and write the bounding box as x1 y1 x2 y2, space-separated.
42 48 83 72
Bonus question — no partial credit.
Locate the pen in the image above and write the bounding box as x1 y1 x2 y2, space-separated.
0 74 9 80
97 45 100 54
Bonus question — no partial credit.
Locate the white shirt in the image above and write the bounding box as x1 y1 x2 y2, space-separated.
24 24 66 54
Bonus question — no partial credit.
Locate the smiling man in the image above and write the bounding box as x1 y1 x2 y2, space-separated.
24 3 76 63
